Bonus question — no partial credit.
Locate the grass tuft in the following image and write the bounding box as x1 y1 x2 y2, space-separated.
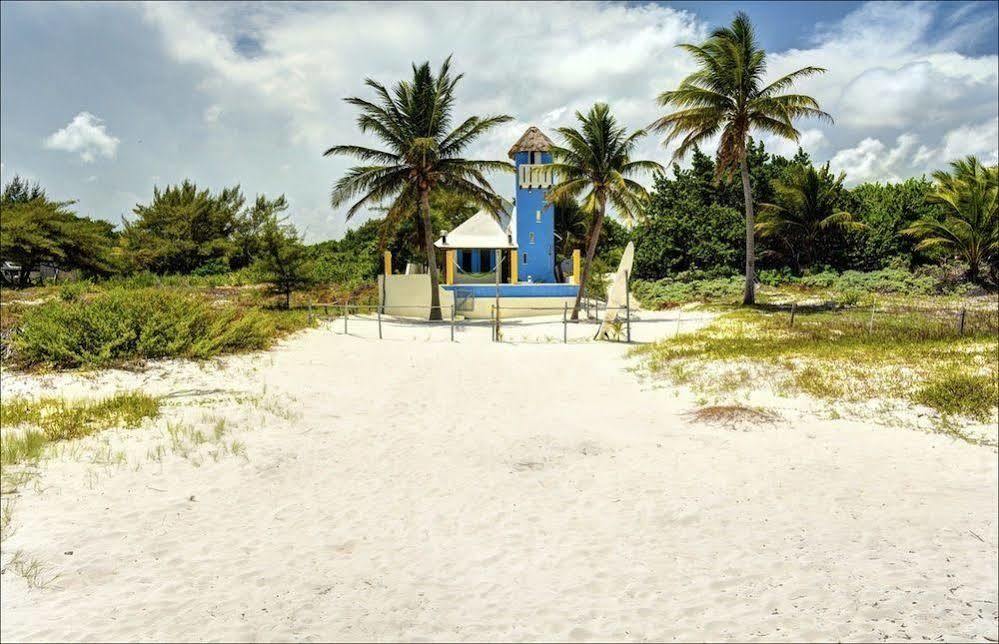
914 371 999 422
0 392 161 465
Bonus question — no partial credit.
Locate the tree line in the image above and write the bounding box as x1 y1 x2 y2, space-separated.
2 12 996 307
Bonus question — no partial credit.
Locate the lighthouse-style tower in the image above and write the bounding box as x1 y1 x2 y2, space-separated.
508 127 556 283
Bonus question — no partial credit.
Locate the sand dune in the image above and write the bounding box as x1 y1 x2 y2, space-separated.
1 314 996 642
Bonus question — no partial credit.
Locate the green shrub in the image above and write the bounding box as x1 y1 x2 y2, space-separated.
58 280 91 302
11 288 277 368
914 371 999 422
632 276 744 308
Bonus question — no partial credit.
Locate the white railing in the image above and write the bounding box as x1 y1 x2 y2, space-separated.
518 164 555 188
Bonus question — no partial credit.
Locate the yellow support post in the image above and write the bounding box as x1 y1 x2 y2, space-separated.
509 248 518 283
572 249 581 285
383 250 392 275
445 250 455 285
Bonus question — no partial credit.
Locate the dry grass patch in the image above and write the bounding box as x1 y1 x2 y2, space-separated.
686 404 781 430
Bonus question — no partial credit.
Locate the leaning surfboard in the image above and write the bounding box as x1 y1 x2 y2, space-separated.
595 241 634 340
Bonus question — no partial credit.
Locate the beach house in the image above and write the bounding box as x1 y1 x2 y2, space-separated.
380 126 580 318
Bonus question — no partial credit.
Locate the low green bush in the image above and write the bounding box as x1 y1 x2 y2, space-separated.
11 288 278 368
632 276 744 308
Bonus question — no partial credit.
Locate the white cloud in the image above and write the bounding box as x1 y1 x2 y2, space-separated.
828 117 999 185
203 104 223 124
43 112 120 162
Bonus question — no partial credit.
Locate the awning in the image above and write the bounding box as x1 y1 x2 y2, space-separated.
435 200 517 249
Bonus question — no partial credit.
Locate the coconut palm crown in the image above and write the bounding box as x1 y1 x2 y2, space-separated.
904 155 998 286
757 163 862 271
325 56 513 319
650 11 831 304
547 102 662 319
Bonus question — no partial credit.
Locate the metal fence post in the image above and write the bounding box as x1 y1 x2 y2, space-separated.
563 302 568 343
958 307 966 335
450 304 455 343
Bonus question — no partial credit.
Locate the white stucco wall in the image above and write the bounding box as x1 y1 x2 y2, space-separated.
379 275 455 319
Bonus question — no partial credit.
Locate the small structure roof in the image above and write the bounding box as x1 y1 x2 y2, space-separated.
507 126 554 159
435 200 516 249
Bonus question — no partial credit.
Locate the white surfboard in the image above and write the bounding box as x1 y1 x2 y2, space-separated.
595 241 634 340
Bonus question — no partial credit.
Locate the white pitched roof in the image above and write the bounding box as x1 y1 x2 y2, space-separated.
435 200 516 249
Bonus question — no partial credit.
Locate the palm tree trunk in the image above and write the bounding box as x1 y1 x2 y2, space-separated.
570 195 606 321
419 190 442 321
739 152 756 305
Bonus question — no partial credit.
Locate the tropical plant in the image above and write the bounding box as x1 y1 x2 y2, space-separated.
651 11 830 304
0 176 115 286
120 180 246 275
904 156 999 287
253 197 315 309
547 103 660 319
325 56 512 319
757 163 861 271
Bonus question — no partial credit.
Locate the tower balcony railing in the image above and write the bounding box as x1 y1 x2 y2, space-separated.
518 164 555 189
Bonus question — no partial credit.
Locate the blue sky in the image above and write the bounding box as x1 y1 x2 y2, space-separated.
2 1 997 242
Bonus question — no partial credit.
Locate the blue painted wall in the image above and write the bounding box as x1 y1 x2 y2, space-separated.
513 150 556 283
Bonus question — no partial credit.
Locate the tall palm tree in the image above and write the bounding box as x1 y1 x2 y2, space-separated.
651 12 831 304
548 103 661 320
757 163 862 271
904 156 998 286
325 56 512 319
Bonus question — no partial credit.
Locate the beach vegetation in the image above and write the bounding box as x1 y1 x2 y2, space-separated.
652 12 830 304
326 55 513 320
1 392 161 466
547 102 660 319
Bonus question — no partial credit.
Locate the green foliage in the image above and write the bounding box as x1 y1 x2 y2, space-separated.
326 56 513 319
757 163 860 270
845 177 941 270
915 370 999 422
0 176 115 285
254 199 315 308
633 158 744 279
632 276 744 308
904 156 998 286
120 180 247 274
1 392 160 464
11 288 280 368
547 103 660 314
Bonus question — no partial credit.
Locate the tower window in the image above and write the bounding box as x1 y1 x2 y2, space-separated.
522 253 528 264
535 210 541 223
529 232 535 244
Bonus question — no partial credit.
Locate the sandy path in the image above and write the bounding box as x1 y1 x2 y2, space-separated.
1 314 997 642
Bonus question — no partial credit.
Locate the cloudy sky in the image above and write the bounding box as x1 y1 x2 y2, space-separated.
2 1 997 241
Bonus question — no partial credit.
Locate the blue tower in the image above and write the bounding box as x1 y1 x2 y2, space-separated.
509 127 556 283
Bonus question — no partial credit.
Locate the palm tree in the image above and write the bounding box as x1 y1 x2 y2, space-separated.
325 56 513 319
547 103 661 320
650 12 831 304
904 156 998 286
552 197 587 283
757 163 862 271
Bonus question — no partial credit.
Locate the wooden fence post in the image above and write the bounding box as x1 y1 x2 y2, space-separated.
450 304 455 343
563 302 568 344
789 302 797 328
377 305 382 340
343 301 348 334
958 307 967 335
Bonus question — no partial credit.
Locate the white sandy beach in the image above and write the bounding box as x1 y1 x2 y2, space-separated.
1 311 997 642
